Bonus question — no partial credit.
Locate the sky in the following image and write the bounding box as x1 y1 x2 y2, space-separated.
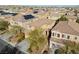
0 0 79 5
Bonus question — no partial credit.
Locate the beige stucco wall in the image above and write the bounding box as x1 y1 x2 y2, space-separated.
51 31 79 42
49 40 65 48
50 31 79 49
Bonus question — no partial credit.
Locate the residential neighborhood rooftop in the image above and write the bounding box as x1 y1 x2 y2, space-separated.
52 21 79 36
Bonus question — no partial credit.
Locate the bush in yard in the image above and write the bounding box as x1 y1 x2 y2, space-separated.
28 28 47 53
76 18 79 24
0 20 9 31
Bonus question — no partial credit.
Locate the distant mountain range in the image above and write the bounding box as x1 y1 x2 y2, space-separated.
0 5 79 8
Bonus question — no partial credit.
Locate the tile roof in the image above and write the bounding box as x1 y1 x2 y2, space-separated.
52 21 79 36
29 18 53 29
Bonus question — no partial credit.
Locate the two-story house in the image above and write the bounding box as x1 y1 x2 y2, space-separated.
49 21 79 53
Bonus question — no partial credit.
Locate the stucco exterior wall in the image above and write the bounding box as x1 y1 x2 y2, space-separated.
51 31 79 42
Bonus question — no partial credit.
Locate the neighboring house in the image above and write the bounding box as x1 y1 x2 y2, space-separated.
48 13 61 21
10 16 26 26
77 13 79 17
48 8 67 20
50 21 79 51
67 11 75 16
9 14 37 26
66 15 77 22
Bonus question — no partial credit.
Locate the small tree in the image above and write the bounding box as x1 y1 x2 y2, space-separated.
17 32 25 43
74 9 78 16
28 28 47 53
58 15 68 21
76 18 79 23
0 20 9 31
9 25 25 43
10 25 23 34
56 41 79 54
53 15 68 28
55 47 66 54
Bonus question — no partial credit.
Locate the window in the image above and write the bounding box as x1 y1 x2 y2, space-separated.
62 34 65 38
67 35 70 39
75 37 77 40
57 33 60 37
52 32 54 36
52 44 55 48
